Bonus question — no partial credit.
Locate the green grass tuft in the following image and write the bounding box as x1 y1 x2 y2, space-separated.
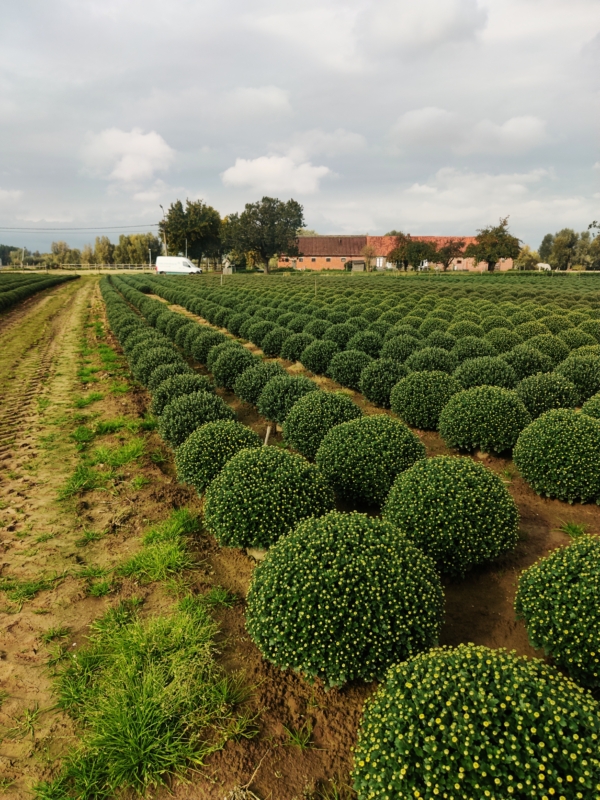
90 438 145 468
73 393 104 409
559 520 589 538
58 465 106 500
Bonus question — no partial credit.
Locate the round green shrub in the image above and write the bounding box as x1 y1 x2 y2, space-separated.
579 319 600 343
191 330 227 365
453 356 517 389
515 536 600 689
582 392 600 419
282 391 362 460
390 371 461 430
175 420 262 494
322 322 360 349
146 361 192 391
380 335 422 363
359 359 408 408
514 320 551 340
203 446 334 548
383 456 519 576
555 354 600 402
439 386 531 453
347 331 383 358
299 339 339 375
353 643 600 800
527 334 570 366
173 322 197 351
150 373 214 416
447 320 484 339
206 340 243 373
316 415 425 506
388 324 424 341
419 316 449 337
405 346 457 374
559 328 597 350
304 318 332 338
212 347 257 390
238 316 256 340
484 327 522 353
261 326 291 357
543 313 574 334
327 349 373 390
247 320 275 347
368 320 391 339
280 332 315 362
133 346 183 385
425 330 456 351
452 336 496 365
513 409 600 502
226 312 251 337
233 361 285 405
287 313 311 333
159 391 235 447
516 372 578 418
246 512 443 688
481 315 513 332
257 375 319 424
500 344 554 380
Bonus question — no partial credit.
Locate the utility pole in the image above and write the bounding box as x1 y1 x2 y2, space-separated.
21 247 25 267
185 238 188 258
149 248 152 271
159 205 168 255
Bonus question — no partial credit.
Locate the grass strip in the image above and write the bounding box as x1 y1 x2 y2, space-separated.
35 595 242 799
118 509 197 583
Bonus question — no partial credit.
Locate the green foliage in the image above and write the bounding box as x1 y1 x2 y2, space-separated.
327 349 374 390
353 644 600 800
261 326 291 357
390 371 461 430
526 334 570 366
425 330 456 351
91 438 145 468
233 361 285 404
514 408 600 503
206 340 244 373
146 362 192 391
280 332 315 362
59 465 106 500
323 322 361 349
204 446 334 548
383 456 519 576
516 372 578 418
246 512 443 688
282 391 363 460
359 359 408 408
190 329 227 364
484 327 522 353
453 355 517 389
555 353 600 402
439 385 531 453
73 392 104 409
119 509 198 582
316 415 425 505
150 373 213 416
405 346 456 374
447 320 484 339
582 391 600 419
46 595 239 798
212 346 257 390
558 327 597 350
500 343 554 380
159 391 235 447
133 346 183 386
175 420 262 494
451 336 496 365
515 536 600 688
380 335 422 363
346 330 383 358
257 375 319 424
299 339 339 375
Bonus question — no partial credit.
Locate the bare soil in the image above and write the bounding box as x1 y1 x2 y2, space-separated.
0 282 598 800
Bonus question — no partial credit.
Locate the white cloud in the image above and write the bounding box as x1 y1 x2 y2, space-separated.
221 155 331 194
391 109 548 154
81 128 175 183
220 86 292 119
594 162 600 171
0 187 23 204
363 0 487 51
285 128 367 161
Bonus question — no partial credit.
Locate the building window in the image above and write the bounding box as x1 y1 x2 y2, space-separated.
341 257 346 262
456 259 462 264
298 258 303 262
311 257 316 262
326 257 331 262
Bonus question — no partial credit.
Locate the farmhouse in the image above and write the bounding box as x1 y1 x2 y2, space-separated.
278 235 514 271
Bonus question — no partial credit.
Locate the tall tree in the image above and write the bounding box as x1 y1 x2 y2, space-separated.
465 217 520 271
539 233 554 262
113 233 162 265
387 233 412 271
436 239 466 271
222 196 304 272
515 245 541 270
548 228 578 271
0 243 19 265
159 199 221 260
94 236 114 264
361 244 377 271
406 239 438 270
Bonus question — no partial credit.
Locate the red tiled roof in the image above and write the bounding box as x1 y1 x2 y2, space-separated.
367 235 477 257
296 236 367 257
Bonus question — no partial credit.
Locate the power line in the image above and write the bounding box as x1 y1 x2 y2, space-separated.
0 224 160 232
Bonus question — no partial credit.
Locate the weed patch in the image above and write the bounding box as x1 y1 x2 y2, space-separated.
73 392 104 409
40 596 243 798
90 437 145 468
58 465 106 500
0 574 63 610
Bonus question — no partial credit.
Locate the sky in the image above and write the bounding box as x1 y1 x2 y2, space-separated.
1 0 599 252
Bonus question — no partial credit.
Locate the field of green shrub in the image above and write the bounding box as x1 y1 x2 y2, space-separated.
100 271 600 799
0 271 78 312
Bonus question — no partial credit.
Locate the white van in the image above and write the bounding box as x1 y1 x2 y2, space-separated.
155 256 202 275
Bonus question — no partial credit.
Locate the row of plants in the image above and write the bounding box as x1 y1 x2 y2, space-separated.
0 272 78 312
101 276 600 799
